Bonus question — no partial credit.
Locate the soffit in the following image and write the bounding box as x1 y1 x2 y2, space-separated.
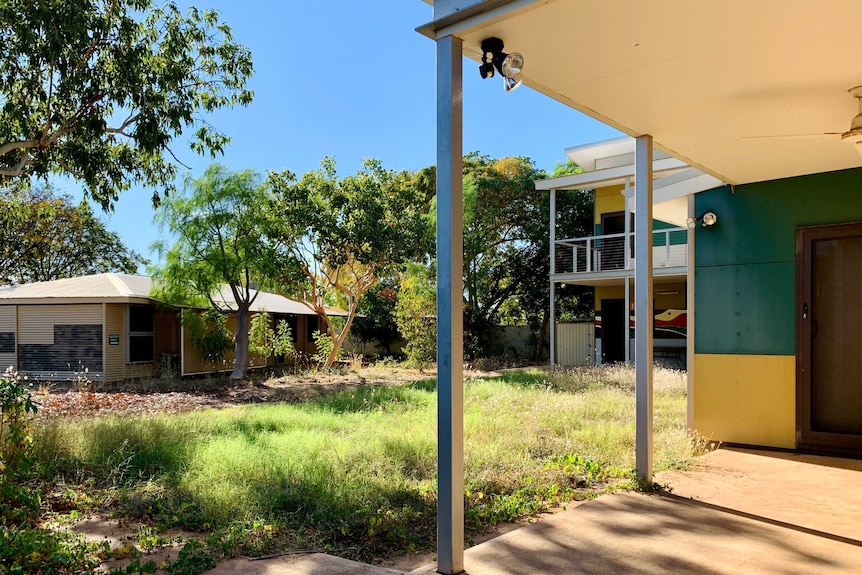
429 0 862 185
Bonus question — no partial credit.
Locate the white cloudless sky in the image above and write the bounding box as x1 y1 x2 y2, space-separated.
65 1 621 264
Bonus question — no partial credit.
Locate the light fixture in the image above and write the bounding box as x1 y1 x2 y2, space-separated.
686 211 717 228
843 86 862 158
479 37 524 92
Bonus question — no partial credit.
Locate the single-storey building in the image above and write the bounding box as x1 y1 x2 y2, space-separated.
0 273 339 382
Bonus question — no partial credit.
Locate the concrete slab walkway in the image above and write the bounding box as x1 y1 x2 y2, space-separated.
405 448 862 574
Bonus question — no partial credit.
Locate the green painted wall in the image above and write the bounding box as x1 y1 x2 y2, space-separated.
695 168 862 354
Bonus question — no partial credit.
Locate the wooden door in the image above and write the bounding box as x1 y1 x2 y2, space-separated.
797 223 862 452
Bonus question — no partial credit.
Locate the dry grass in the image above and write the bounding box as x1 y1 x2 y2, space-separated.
32 364 700 563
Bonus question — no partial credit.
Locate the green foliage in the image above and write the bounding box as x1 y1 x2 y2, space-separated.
249 312 294 360
0 0 254 209
425 153 594 359
0 526 104 574
152 164 283 379
0 371 41 526
0 185 146 285
395 264 436 368
182 310 234 365
351 276 402 355
311 330 341 368
0 372 39 475
265 158 428 368
107 538 216 575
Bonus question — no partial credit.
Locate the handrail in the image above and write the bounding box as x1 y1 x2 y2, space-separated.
553 227 687 275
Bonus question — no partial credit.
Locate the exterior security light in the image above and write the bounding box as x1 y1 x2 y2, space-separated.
479 37 524 92
686 211 718 228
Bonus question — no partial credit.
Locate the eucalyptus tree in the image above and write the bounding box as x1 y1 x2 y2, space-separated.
151 164 279 380
266 158 427 369
0 0 253 209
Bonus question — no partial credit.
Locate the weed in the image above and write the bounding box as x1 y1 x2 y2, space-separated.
29 365 699 564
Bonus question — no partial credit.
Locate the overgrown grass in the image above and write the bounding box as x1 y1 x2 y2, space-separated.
30 365 698 563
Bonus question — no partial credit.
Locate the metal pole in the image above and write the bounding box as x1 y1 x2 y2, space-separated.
435 33 464 575
549 189 556 370
624 276 630 363
635 135 654 483
686 194 696 430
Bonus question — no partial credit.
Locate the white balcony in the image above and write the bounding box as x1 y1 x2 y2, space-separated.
553 227 688 279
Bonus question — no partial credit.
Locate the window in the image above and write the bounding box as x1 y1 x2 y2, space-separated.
307 315 319 342
128 305 155 363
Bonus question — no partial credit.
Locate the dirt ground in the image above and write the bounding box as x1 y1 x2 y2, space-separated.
32 364 536 419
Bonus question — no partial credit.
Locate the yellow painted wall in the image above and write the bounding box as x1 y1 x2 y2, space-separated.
594 184 626 226
654 282 687 310
594 281 686 312
692 353 796 448
594 286 625 311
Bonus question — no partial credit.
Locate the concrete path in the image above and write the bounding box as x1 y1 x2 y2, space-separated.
405 448 862 574
211 554 401 575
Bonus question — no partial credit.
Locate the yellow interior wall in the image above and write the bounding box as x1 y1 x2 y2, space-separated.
654 282 687 310
594 286 625 311
692 353 796 449
594 184 626 225
594 281 686 312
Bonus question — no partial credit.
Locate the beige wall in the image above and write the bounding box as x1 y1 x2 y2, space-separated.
181 311 271 376
105 304 179 382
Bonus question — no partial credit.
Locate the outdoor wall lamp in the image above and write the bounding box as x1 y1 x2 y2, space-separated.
478 37 524 92
686 211 717 228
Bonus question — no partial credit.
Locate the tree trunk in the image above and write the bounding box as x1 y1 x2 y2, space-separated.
231 306 251 380
323 299 361 370
535 309 549 362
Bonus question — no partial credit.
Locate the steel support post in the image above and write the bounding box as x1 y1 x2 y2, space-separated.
435 33 464 575
634 135 654 483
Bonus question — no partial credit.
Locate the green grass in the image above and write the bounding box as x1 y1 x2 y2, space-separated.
31 366 698 562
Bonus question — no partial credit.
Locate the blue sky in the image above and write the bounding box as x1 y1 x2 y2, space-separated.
68 1 620 262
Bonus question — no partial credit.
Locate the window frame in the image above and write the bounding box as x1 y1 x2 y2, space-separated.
126 305 155 364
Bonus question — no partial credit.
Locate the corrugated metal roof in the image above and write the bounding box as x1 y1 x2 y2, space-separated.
212 286 349 317
0 274 348 316
0 273 152 300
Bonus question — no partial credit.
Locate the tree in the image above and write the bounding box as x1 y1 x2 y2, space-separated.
424 154 594 360
395 263 436 368
0 0 253 209
497 159 594 359
266 158 427 369
350 275 402 356
425 154 541 357
0 184 145 284
152 164 278 380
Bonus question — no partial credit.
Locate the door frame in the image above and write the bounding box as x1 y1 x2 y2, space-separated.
796 221 862 452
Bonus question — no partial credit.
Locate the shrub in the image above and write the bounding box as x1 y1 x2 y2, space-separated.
395 266 436 369
182 309 234 365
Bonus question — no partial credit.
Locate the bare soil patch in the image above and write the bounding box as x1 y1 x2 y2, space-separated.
32 365 538 419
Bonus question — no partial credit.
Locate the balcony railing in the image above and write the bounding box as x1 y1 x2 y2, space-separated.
553 227 688 275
